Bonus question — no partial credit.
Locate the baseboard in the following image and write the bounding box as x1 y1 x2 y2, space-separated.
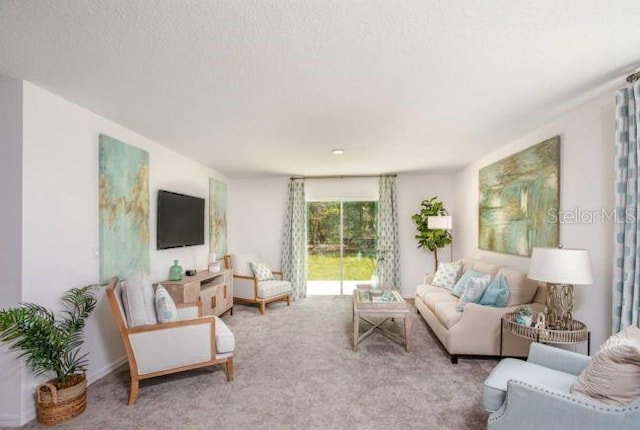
0 413 25 427
88 355 128 384
10 355 128 427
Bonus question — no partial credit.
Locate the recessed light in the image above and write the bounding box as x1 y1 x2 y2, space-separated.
331 148 345 155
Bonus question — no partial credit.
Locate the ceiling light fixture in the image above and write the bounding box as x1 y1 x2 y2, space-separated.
331 148 345 155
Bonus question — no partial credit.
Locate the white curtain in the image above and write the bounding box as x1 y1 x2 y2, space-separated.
378 176 401 289
282 179 307 300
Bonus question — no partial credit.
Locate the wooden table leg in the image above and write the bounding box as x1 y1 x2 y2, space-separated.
353 310 360 351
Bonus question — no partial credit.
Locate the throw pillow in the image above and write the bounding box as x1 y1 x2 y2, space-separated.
250 262 275 281
478 273 511 307
121 271 157 327
431 262 462 290
571 326 640 406
451 269 489 298
456 274 492 311
155 285 178 323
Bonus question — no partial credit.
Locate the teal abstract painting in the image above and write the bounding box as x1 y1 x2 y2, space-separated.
479 136 560 256
209 178 227 257
99 134 150 283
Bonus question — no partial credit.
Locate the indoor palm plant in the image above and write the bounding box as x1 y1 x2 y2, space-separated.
412 196 452 270
0 286 97 425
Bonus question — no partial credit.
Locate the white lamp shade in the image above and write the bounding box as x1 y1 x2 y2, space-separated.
428 215 452 230
528 247 593 285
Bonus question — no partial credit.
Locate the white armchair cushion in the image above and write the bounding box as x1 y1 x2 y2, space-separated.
122 272 157 327
215 316 235 354
257 280 291 299
155 285 178 323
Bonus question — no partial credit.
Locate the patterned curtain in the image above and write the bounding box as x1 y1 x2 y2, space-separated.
282 179 307 300
613 80 640 332
378 176 401 289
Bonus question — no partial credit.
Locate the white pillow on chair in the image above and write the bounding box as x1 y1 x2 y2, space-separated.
155 285 178 323
121 271 157 327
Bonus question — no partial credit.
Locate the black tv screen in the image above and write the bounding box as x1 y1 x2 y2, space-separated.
157 190 205 250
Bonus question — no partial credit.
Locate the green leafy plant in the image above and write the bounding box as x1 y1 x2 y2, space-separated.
515 305 533 317
0 286 97 386
411 196 452 269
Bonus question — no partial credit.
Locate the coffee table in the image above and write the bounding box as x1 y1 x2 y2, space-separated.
352 289 411 352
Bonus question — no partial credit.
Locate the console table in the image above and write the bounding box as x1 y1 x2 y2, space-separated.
499 312 590 357
157 269 233 316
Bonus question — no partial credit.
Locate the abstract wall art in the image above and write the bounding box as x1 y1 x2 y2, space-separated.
99 134 150 282
209 177 228 257
478 136 560 256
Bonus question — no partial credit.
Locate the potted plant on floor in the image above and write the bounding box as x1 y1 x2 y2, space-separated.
412 196 452 270
0 286 97 425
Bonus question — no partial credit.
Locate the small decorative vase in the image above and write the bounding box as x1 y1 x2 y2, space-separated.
370 274 380 289
169 260 182 281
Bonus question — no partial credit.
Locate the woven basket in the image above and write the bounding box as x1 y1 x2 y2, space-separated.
36 373 87 426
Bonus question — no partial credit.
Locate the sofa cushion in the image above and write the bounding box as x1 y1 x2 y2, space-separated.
434 301 463 329
452 269 490 298
478 272 510 307
257 279 291 299
121 271 158 327
484 358 578 412
500 267 538 306
431 262 462 289
456 274 491 311
472 260 501 277
423 289 458 313
416 283 450 300
571 325 640 406
214 316 235 354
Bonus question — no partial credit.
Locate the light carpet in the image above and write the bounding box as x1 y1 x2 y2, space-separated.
22 296 494 429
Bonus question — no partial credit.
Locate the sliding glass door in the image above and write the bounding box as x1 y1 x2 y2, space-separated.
307 200 377 295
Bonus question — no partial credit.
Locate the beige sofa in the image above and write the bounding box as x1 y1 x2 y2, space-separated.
415 258 545 364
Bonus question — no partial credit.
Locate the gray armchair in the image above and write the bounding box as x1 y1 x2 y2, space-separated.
483 343 640 430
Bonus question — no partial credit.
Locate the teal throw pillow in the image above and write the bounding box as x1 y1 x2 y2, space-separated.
456 274 492 311
478 273 510 307
451 269 488 298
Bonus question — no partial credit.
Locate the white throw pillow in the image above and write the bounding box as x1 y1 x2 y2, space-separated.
250 262 275 281
155 285 178 323
121 271 157 327
571 325 640 405
431 262 462 289
456 274 491 311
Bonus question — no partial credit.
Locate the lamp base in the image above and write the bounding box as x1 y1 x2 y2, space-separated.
544 283 575 330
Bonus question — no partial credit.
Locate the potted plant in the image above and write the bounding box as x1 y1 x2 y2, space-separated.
0 286 97 425
514 305 533 326
411 196 452 270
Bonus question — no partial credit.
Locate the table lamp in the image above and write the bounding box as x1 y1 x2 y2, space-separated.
528 247 593 330
427 215 453 264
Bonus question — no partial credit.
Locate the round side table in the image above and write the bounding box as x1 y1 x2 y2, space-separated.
499 312 590 357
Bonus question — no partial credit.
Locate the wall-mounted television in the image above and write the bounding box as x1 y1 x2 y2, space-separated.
157 190 205 250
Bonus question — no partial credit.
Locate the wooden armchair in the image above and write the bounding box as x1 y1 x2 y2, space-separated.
223 254 291 314
106 277 234 405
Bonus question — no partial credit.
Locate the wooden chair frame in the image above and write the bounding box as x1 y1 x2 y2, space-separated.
106 277 233 406
223 255 291 315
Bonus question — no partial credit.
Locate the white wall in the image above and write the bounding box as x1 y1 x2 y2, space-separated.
0 75 25 424
454 92 616 351
10 81 226 425
227 174 455 297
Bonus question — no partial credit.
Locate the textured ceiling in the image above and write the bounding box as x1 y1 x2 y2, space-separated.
1 0 639 178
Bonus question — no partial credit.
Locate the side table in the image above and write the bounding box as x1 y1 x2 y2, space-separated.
499 312 590 357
